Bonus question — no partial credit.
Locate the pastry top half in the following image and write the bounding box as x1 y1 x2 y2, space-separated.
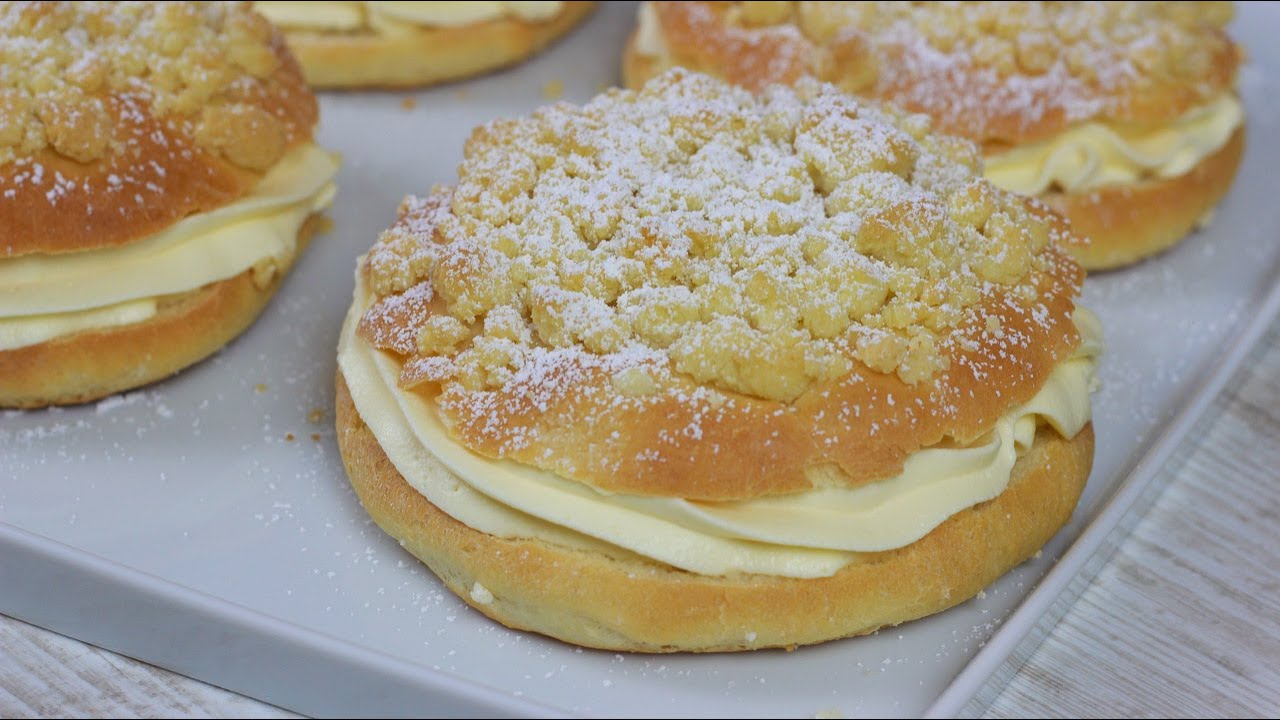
353 69 1088 504
637 1 1241 147
0 0 318 257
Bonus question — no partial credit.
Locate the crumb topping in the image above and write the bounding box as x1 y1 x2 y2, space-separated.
361 70 1064 405
0 1 305 168
656 1 1240 142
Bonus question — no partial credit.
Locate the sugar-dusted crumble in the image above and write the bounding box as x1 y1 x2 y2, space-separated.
0 1 300 168
361 70 1062 403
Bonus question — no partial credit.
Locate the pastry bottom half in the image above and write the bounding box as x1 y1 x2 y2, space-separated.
1043 127 1245 271
335 371 1094 653
283 3 596 89
0 215 322 409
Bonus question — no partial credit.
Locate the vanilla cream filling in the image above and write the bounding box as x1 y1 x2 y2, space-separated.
253 1 365 31
633 2 668 58
984 94 1244 195
254 1 565 32
0 143 340 351
0 298 157 352
339 270 1102 579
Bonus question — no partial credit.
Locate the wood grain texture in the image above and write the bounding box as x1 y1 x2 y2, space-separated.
983 322 1280 719
2 323 1278 718
0 614 294 719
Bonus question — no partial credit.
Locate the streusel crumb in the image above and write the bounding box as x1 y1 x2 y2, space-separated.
0 1 300 168
362 70 1067 404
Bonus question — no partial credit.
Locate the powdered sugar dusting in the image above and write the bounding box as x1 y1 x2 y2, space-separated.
0 1 310 168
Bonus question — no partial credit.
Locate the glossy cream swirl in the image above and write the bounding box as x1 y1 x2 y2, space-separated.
253 1 565 32
339 269 1101 579
984 94 1244 195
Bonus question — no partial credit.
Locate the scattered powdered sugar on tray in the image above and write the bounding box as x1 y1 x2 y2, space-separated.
95 390 153 416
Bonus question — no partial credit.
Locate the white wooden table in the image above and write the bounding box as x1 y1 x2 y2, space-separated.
4 322 1279 718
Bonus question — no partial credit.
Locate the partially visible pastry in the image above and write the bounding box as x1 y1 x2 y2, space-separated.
0 1 339 408
253 1 596 89
626 2 1245 270
336 69 1101 652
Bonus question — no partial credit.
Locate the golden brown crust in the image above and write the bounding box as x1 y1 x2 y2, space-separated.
0 216 320 409
1047 125 1246 271
274 2 596 89
0 2 318 257
336 371 1094 652
635 1 1241 144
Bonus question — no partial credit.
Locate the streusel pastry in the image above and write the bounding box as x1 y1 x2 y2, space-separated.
626 1 1245 270
335 70 1101 652
0 1 339 408
252 1 596 89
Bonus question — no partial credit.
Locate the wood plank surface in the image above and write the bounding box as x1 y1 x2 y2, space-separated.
0 613 294 718
984 322 1280 718
3 324 1278 719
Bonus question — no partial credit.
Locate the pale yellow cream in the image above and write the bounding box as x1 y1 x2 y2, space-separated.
253 1 365 31
0 298 157 351
255 1 565 32
985 94 1244 195
633 2 667 58
338 270 1102 579
0 143 340 351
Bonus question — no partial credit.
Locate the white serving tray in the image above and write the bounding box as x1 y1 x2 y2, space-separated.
3 3 1279 717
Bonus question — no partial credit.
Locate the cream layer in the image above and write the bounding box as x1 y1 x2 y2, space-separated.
0 143 340 351
254 1 565 32
253 1 364 30
985 95 1244 195
339 269 1101 579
